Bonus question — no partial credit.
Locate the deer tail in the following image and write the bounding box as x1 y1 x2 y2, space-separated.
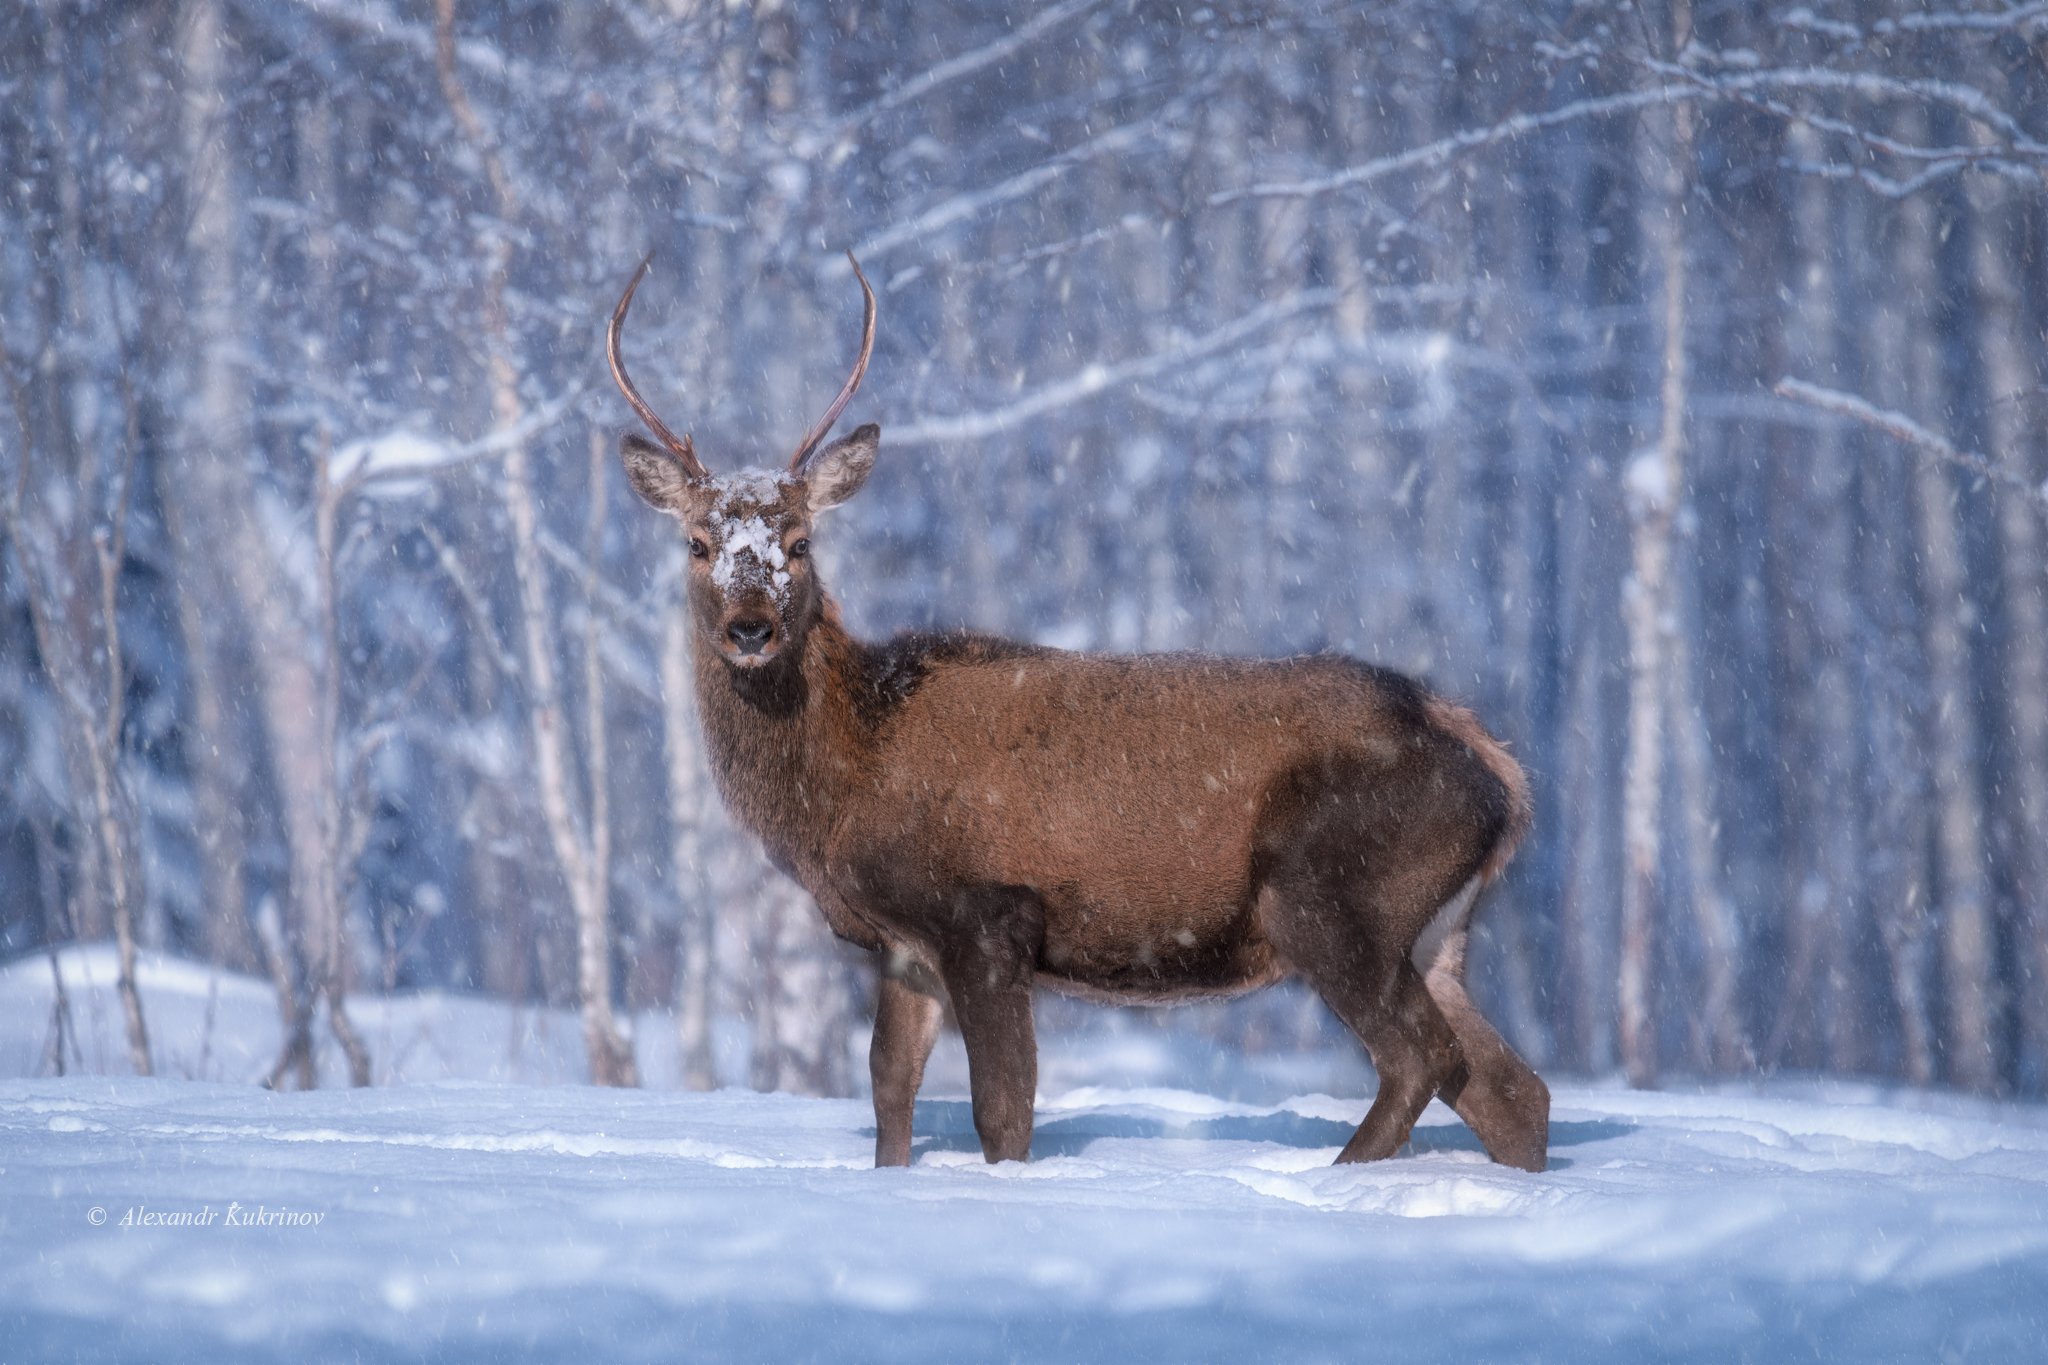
1425 695 1532 886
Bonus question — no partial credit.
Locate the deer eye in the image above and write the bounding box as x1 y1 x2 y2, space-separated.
688 537 709 559
789 537 810 559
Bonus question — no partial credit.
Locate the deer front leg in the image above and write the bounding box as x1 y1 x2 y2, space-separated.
870 949 943 1168
936 889 1044 1164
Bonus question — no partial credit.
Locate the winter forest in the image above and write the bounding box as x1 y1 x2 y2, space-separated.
5 0 2048 1110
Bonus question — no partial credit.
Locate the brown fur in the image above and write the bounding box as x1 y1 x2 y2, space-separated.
615 291 1546 1173
674 532 1546 1168
1423 695 1533 885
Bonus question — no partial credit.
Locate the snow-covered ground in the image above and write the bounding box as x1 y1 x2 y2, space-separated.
5 950 2047 1362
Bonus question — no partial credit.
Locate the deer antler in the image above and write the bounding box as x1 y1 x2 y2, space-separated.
790 251 877 474
608 253 707 480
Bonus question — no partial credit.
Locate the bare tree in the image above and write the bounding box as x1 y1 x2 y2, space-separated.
433 0 636 1087
170 0 373 1089
1966 169 2048 1089
1617 0 1697 1089
1888 116 1997 1095
0 13 152 1074
0 327 151 1078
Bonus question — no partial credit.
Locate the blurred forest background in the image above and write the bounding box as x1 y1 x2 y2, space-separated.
4 0 2047 1098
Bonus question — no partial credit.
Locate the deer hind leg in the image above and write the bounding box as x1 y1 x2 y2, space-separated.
934 887 1044 1164
1257 880 1464 1165
870 949 943 1168
1412 885 1550 1172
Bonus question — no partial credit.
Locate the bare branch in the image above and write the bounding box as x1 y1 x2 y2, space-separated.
1213 87 1691 205
418 521 520 682
1877 2 2048 36
856 101 1192 258
329 382 586 494
1222 55 2047 208
535 528 661 649
886 290 1336 447
1644 60 2048 158
431 0 522 218
840 0 1105 129
1776 377 2048 506
898 214 1160 288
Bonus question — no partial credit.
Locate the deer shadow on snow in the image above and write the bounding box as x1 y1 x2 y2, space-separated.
883 1100 1630 1169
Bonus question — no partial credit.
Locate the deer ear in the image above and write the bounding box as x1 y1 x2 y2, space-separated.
804 423 879 515
621 433 696 508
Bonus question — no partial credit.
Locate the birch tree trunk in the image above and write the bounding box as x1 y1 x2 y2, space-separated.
1891 143 1998 1094
434 0 635 1087
749 875 854 1098
312 451 372 1088
0 12 153 1076
136 1 254 975
304 89 372 1089
1859 177 1937 1087
176 0 369 1088
0 447 152 1077
1551 39 1640 1075
1557 363 1620 1073
1766 120 1864 1073
161 505 257 973
1967 176 2048 1090
1618 1 1694 1088
1667 579 1748 1071
663 601 718 1091
495 310 636 1090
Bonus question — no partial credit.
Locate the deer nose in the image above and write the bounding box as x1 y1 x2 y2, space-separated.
727 617 775 654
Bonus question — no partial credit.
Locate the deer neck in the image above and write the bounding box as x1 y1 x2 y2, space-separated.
690 598 870 877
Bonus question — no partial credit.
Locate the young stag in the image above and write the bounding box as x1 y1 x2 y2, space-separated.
611 254 1548 1172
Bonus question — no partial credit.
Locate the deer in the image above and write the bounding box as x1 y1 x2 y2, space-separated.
609 253 1549 1173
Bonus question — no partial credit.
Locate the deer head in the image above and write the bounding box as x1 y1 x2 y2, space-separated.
612 253 879 672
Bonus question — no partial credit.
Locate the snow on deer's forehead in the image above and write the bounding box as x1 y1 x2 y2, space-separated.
700 468 801 603
721 467 793 503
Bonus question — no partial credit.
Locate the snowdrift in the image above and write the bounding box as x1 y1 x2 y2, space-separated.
4 949 2046 1362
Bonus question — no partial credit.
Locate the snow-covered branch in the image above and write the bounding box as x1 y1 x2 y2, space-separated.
1212 87 1692 204
856 100 1192 259
1783 2 2048 41
1776 378 2048 506
886 290 1336 446
1222 51 2045 208
840 0 1105 128
1643 60 2048 160
327 383 586 491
